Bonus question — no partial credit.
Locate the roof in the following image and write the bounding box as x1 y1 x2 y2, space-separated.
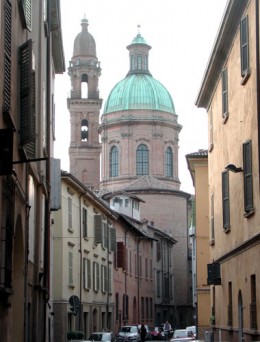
195 0 248 109
103 74 176 114
73 18 96 58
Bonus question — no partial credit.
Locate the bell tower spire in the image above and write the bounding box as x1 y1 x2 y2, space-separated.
67 18 102 190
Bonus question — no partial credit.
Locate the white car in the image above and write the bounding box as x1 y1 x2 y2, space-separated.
85 332 116 342
170 329 195 341
185 326 196 338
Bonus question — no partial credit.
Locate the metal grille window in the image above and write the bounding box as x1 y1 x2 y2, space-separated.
222 171 230 230
240 15 249 77
136 144 149 175
243 140 254 213
165 146 173 177
222 68 228 118
110 146 119 177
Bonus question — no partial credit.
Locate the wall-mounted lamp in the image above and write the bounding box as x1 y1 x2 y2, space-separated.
225 164 243 173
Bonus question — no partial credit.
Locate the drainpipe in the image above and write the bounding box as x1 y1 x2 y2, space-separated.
79 191 86 332
43 0 52 339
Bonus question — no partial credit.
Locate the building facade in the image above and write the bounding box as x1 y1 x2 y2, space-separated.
0 0 65 341
186 150 210 339
196 1 260 341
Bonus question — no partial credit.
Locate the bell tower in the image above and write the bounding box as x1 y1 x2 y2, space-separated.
67 18 102 190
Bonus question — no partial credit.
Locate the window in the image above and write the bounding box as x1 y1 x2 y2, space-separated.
222 171 230 230
145 258 148 278
131 55 135 70
82 207 88 237
156 241 161 261
240 15 250 79
19 0 32 31
137 54 142 69
101 265 108 293
165 147 173 177
94 214 102 243
144 55 148 70
250 274 257 329
19 40 34 145
93 261 99 291
83 258 91 289
3 0 12 111
110 146 119 177
68 197 72 229
136 144 149 175
102 221 108 249
81 119 88 141
68 251 73 286
243 140 254 214
228 282 233 326
210 193 215 242
109 227 117 252
209 107 214 151
222 68 228 120
156 271 161 297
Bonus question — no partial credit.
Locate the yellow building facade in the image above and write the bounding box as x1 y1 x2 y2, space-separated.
196 1 260 341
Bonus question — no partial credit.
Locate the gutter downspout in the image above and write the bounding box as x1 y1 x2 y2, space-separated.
43 0 52 339
79 191 86 332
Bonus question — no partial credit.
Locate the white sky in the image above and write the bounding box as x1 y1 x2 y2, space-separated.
54 0 228 194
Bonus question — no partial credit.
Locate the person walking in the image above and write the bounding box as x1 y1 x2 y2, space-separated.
140 324 147 342
163 321 172 341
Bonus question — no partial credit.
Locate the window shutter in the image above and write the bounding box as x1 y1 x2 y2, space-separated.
19 0 32 31
87 258 91 289
94 215 102 243
243 140 254 212
117 242 125 268
222 68 228 117
222 171 230 229
109 227 117 252
240 15 249 76
4 0 12 111
25 71 36 158
83 208 87 237
19 39 33 145
102 222 108 249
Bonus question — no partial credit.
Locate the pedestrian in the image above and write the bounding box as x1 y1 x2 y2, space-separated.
140 324 147 342
163 321 172 341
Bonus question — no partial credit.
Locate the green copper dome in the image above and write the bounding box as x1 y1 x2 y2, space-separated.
103 31 176 115
103 74 176 114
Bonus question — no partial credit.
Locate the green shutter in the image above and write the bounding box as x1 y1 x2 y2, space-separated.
243 140 254 212
222 171 230 229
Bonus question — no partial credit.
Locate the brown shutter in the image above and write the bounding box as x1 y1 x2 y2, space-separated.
19 39 33 145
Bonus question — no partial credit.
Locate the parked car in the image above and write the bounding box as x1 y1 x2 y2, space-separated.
137 324 152 340
185 326 196 339
150 327 163 340
86 332 116 342
170 329 195 341
117 325 141 342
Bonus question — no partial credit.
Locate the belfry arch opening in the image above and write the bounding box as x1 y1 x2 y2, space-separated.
81 119 88 141
81 73 88 98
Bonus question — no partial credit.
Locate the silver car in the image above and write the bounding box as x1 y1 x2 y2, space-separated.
117 325 141 342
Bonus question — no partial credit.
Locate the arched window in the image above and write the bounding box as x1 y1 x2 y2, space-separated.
110 146 119 177
144 55 148 70
81 74 88 98
81 119 88 141
136 144 149 175
137 54 142 70
131 55 135 70
165 147 173 177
